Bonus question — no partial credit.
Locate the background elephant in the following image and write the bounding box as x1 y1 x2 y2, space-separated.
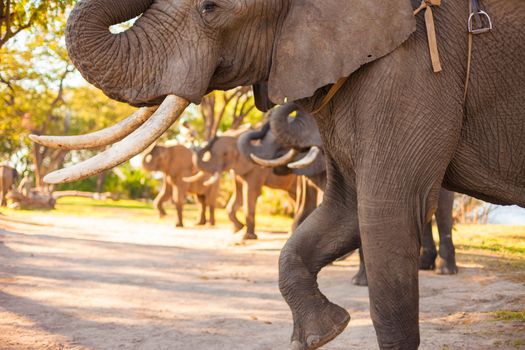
37 0 525 348
0 165 18 206
142 144 219 227
187 128 297 240
248 105 458 285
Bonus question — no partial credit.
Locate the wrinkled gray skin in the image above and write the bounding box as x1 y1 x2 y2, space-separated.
66 0 525 348
245 105 458 286
0 165 18 206
142 144 219 227
195 129 298 240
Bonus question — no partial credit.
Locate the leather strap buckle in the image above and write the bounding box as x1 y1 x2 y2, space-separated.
468 10 493 34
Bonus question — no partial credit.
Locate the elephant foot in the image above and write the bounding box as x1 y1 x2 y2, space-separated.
209 220 216 227
290 301 350 350
351 269 368 286
175 223 184 228
435 256 458 275
232 223 244 233
418 252 437 270
196 220 206 226
243 232 258 240
158 212 167 218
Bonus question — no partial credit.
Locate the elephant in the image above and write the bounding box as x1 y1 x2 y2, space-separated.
248 105 458 285
186 127 298 240
142 143 219 227
0 165 18 206
32 0 525 348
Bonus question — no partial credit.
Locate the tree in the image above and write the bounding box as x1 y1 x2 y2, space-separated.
199 87 262 140
0 0 74 48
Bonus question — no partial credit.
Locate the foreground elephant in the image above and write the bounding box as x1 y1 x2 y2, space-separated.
0 165 18 206
142 144 219 227
32 0 525 348
186 128 297 239
250 105 458 284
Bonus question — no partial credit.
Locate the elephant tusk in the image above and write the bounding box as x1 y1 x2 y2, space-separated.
41 95 190 184
203 172 221 187
250 149 298 168
288 146 321 169
29 106 158 150
182 171 206 183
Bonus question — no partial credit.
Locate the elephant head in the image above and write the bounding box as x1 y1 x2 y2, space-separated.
142 144 168 172
31 0 415 184
247 103 326 177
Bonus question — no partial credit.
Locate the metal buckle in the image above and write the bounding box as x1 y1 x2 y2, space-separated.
468 10 493 34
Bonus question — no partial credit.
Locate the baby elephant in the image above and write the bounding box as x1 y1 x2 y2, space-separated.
142 143 219 227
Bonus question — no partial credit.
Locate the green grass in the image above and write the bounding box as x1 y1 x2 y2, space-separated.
1 196 294 233
446 224 525 263
492 310 525 322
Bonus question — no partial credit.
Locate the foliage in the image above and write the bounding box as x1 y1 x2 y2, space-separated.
453 194 495 224
56 163 159 200
0 0 75 48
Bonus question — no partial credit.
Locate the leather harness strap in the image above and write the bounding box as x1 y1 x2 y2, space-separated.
414 0 443 73
312 76 348 114
464 0 493 101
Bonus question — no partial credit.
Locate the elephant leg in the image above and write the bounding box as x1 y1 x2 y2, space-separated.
351 248 368 286
0 187 7 207
279 185 360 350
242 180 261 240
227 177 244 232
154 178 171 218
196 194 207 225
434 189 458 274
291 177 318 232
419 221 437 270
208 203 216 226
172 185 185 228
357 189 429 350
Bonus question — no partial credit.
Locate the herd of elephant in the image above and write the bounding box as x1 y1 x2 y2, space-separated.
142 105 459 285
26 0 524 348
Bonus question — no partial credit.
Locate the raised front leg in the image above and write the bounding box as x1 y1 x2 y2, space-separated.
279 178 360 350
434 189 457 274
226 176 244 232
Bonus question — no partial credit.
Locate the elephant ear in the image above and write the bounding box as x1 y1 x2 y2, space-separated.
268 0 416 104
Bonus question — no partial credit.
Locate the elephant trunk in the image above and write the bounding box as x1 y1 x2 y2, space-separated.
270 103 322 149
237 123 272 162
66 0 168 105
194 139 219 175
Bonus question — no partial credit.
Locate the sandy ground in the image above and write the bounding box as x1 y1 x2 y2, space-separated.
0 213 523 350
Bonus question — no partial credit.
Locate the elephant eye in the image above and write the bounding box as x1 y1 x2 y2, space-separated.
201 1 218 14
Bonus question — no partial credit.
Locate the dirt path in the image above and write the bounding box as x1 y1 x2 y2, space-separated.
0 214 523 349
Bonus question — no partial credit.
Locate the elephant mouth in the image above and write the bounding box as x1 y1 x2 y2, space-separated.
30 95 190 184
251 146 321 170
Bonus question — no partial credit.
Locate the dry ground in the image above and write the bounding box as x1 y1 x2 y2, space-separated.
0 206 523 349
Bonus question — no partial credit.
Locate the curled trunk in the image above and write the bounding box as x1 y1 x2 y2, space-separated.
269 103 322 149
237 123 273 161
194 139 219 174
66 0 180 105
